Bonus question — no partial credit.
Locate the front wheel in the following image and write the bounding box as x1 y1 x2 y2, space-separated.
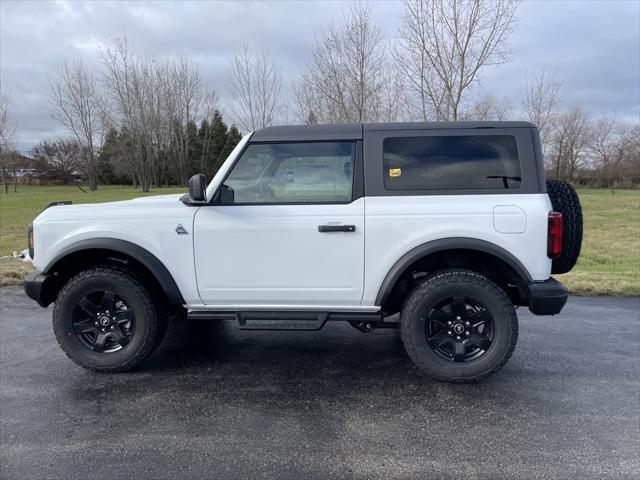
53 266 159 372
400 269 518 383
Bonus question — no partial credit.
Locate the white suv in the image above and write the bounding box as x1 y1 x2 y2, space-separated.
24 122 582 382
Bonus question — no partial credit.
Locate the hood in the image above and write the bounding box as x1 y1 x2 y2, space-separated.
34 193 188 223
126 194 185 204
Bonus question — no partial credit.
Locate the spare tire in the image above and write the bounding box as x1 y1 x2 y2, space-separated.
546 180 583 274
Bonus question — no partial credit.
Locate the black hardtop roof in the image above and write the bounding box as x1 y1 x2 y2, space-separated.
251 121 536 142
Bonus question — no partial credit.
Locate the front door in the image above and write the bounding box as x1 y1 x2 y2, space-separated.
194 141 365 308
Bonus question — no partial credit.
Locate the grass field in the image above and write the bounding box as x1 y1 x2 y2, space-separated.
1 185 638 295
0 185 184 286
556 189 639 296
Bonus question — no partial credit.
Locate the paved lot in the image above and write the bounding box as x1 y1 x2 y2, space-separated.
1 286 639 480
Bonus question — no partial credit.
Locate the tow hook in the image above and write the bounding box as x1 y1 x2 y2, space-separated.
350 321 375 333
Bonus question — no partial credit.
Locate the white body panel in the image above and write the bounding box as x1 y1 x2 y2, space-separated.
361 194 553 305
193 199 365 307
32 195 201 304
30 131 555 312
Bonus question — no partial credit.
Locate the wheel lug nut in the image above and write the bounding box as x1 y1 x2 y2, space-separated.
94 322 99 326
447 321 452 326
456 335 461 340
447 330 452 335
465 331 470 336
456 316 461 320
465 321 470 326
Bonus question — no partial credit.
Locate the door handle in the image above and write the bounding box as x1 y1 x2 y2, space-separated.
318 224 356 233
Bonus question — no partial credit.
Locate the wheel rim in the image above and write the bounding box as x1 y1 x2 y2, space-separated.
71 290 135 353
425 296 495 362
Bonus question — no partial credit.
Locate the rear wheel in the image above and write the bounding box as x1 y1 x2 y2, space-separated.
53 267 158 372
400 269 518 383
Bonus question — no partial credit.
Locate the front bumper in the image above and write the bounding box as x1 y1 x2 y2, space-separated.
527 277 568 315
23 271 55 308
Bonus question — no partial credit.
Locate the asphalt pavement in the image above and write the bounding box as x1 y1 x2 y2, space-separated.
1 286 639 480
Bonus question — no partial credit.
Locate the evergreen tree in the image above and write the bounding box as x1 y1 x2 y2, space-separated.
222 125 242 163
197 118 210 174
186 119 200 177
208 110 229 177
98 128 129 184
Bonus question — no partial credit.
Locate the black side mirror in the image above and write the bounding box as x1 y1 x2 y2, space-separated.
188 174 206 202
219 184 235 205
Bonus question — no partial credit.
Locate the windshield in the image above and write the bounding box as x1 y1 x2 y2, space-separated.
205 132 253 201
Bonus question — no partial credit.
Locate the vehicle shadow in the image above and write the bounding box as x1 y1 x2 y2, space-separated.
137 319 517 400
146 318 411 374
57 315 554 452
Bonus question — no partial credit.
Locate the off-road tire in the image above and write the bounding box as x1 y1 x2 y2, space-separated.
400 269 518 383
150 309 171 355
53 266 158 372
546 180 583 274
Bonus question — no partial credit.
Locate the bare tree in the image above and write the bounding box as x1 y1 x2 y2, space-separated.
32 138 87 191
167 56 204 184
469 94 511 121
100 40 153 191
48 61 102 190
229 43 281 131
621 125 640 183
521 69 563 165
100 39 215 189
550 106 590 182
590 115 634 190
395 0 518 121
0 84 17 194
375 69 408 123
295 2 390 123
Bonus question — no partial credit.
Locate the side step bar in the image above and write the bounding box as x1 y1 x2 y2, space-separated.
239 312 329 331
187 310 398 332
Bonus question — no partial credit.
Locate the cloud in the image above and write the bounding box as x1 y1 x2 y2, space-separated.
1 0 638 152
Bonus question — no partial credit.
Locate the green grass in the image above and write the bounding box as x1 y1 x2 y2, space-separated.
0 185 184 286
1 185 638 295
556 189 640 296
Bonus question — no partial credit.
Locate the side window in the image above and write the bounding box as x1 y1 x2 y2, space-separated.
224 142 355 204
383 135 521 190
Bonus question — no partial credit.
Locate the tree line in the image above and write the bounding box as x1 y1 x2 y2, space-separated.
1 0 638 193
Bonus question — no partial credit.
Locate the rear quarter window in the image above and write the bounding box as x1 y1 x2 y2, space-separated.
383 135 521 190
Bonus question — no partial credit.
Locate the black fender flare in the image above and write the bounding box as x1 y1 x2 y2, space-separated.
44 238 185 305
375 237 533 306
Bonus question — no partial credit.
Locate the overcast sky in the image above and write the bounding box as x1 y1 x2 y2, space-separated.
1 0 639 153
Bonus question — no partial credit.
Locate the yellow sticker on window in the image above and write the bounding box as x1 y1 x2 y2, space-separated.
389 168 402 177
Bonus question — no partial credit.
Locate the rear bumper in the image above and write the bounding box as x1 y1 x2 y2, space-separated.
527 277 568 315
23 271 54 308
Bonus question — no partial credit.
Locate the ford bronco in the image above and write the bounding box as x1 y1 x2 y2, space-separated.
23 122 582 382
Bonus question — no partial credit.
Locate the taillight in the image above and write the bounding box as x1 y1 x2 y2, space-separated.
547 212 562 259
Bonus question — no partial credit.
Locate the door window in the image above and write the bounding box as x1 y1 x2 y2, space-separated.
224 142 355 204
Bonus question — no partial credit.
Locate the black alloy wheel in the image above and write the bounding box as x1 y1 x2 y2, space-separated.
425 296 494 362
72 290 135 353
53 266 159 372
400 269 518 383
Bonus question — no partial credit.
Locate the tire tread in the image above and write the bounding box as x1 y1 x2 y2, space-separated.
52 266 158 373
546 180 583 274
400 269 518 383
